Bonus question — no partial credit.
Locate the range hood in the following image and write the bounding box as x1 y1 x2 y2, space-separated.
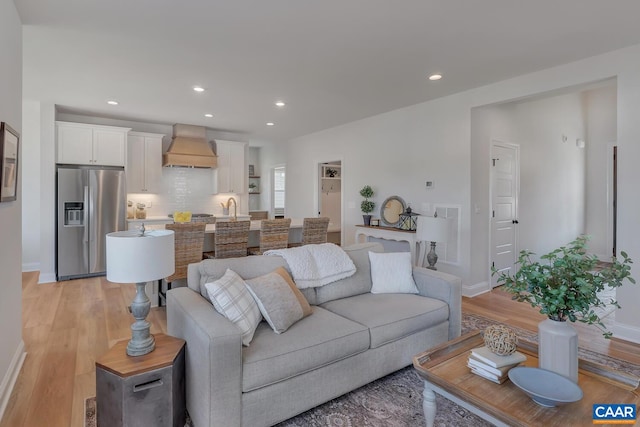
162 124 217 168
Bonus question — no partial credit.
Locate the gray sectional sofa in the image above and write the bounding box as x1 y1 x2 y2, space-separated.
167 242 462 427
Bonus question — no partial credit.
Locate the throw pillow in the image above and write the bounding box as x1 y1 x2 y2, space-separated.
204 269 262 346
368 251 419 294
245 267 312 334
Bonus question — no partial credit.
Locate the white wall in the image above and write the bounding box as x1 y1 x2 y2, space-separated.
257 142 287 216
584 85 617 259
287 44 640 342
21 100 40 271
0 0 24 419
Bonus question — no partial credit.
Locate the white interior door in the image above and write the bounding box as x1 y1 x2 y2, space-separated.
490 142 519 287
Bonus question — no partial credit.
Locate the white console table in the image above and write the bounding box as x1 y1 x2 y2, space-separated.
355 225 420 266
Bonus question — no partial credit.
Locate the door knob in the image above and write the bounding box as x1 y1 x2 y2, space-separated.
512 220 519 224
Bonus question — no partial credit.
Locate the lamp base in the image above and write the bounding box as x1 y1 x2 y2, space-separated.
426 241 439 270
127 282 156 357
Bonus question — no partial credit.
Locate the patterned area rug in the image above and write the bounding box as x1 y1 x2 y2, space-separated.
85 313 640 427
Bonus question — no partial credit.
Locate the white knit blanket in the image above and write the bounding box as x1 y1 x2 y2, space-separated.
263 243 356 289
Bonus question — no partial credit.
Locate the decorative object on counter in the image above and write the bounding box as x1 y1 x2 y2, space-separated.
370 218 380 227
398 205 419 231
359 185 375 226
106 229 175 356
249 164 255 176
380 195 406 227
135 203 147 219
416 214 448 270
127 201 134 219
493 235 635 383
483 325 518 356
0 122 20 203
173 211 192 223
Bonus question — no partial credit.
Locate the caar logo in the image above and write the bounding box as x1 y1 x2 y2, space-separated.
593 404 636 424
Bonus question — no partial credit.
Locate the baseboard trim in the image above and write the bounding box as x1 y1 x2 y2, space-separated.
22 262 40 272
613 320 640 344
0 340 26 422
463 281 490 298
38 272 56 284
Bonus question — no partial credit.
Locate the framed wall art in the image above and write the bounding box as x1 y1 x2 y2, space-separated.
0 122 20 202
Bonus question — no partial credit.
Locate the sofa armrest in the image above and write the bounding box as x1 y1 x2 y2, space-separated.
167 287 243 427
412 267 462 340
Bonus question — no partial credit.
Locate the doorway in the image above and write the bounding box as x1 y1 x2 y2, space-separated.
318 161 342 244
490 141 520 287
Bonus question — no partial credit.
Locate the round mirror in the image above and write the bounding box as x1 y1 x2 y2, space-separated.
380 196 406 227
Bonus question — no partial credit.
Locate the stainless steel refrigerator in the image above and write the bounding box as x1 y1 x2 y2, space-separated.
56 165 127 281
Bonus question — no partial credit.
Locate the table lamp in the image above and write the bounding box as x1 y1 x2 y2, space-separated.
106 229 175 356
416 215 448 270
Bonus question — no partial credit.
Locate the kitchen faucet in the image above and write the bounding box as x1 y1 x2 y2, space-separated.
227 197 237 221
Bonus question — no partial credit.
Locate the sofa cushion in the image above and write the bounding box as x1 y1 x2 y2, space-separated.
368 251 418 294
242 306 369 392
321 293 449 349
245 267 312 334
314 242 384 305
204 269 262 346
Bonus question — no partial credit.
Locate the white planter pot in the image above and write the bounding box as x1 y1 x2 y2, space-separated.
538 318 578 383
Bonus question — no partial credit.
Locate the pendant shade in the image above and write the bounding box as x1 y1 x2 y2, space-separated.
106 230 175 283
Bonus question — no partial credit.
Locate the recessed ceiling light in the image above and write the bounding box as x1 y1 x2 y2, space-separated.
204 113 213 118
275 101 286 107
428 74 442 81
107 100 119 105
266 122 275 126
193 86 205 92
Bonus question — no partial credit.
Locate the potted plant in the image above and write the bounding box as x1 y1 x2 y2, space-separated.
248 182 257 193
493 235 634 382
360 185 375 226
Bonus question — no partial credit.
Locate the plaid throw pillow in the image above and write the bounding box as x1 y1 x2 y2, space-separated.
205 269 262 346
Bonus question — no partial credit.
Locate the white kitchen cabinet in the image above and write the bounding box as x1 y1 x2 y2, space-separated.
212 140 247 194
127 131 164 193
56 121 130 166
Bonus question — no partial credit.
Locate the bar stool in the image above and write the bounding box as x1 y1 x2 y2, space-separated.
207 220 251 259
159 222 206 306
289 217 330 247
247 218 291 255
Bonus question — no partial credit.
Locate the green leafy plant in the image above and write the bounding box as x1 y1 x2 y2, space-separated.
493 235 635 338
359 185 375 214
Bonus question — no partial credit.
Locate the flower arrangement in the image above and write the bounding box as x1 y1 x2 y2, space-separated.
493 235 634 338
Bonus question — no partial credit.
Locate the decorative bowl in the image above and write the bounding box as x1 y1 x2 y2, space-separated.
508 367 583 407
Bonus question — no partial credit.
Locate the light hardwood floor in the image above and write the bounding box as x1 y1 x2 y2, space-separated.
2 272 640 427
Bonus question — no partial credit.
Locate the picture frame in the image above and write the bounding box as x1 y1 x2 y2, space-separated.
0 122 20 203
248 164 255 176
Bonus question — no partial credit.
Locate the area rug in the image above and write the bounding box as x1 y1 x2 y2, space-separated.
85 313 640 427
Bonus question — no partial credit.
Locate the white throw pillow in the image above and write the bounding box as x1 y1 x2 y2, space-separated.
368 251 419 294
204 269 262 346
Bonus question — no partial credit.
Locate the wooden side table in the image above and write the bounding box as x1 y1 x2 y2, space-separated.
96 333 186 427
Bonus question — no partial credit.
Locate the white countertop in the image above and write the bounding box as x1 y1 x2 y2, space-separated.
127 217 340 233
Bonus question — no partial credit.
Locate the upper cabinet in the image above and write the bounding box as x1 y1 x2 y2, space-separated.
127 131 164 193
56 121 130 166
212 140 247 194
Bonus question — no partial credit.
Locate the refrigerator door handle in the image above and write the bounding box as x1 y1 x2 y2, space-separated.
88 182 95 243
83 185 89 244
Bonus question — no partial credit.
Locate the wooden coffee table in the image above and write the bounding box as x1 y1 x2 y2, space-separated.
413 331 640 427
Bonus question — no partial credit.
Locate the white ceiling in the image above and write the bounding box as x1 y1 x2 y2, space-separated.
15 0 640 143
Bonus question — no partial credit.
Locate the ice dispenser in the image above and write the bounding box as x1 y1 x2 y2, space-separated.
64 202 84 226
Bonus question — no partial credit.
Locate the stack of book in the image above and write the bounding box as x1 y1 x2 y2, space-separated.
468 346 526 384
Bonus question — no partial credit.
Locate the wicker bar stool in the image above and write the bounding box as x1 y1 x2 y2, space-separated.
207 220 251 259
290 217 330 247
247 218 291 255
159 222 206 306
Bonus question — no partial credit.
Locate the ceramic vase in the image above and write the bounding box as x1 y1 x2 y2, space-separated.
538 318 578 383
363 215 372 226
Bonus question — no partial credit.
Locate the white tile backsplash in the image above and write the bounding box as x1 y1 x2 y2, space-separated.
128 167 246 216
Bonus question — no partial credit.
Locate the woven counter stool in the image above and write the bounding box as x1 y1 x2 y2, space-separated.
247 218 291 255
207 220 251 259
289 217 330 247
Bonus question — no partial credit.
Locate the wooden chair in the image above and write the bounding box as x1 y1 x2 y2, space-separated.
289 217 330 247
159 222 206 306
247 218 291 255
211 220 251 259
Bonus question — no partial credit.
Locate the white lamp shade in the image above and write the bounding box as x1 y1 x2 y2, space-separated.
106 230 175 283
416 216 448 243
